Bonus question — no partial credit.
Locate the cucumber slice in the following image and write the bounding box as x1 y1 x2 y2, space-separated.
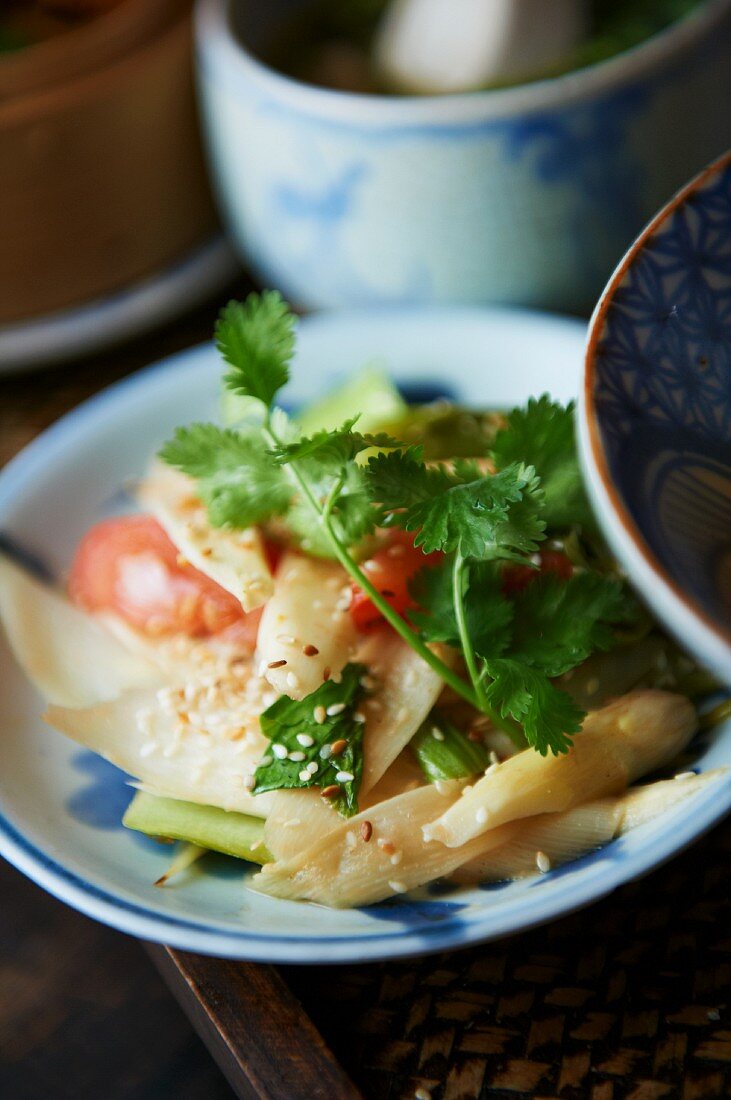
123 792 271 864
297 363 407 434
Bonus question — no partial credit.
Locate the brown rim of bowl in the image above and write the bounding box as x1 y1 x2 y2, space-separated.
0 0 185 100
584 149 731 649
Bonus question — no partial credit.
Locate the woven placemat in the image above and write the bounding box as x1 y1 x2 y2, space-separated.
285 818 731 1100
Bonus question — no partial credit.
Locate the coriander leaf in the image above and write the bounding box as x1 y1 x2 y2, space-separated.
409 560 512 658
287 463 376 556
216 292 295 409
159 423 291 529
483 659 582 755
367 450 545 559
411 712 490 781
365 445 450 509
490 396 594 530
272 419 403 469
253 664 366 816
510 573 636 677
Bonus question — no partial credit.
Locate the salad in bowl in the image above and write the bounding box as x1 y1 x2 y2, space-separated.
0 293 725 909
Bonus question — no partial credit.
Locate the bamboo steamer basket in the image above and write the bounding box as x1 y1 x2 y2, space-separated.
0 1 219 325
0 0 180 99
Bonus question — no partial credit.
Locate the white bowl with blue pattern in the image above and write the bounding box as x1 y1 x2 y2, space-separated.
1 306 730 961
581 152 731 686
196 0 731 315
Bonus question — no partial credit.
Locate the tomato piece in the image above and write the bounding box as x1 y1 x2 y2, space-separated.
68 514 260 641
501 549 574 595
350 531 442 632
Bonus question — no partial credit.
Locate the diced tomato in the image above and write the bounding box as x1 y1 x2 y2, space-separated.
501 549 574 596
350 531 443 632
68 514 266 643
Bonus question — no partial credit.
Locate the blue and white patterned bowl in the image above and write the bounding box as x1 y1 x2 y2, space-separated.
196 0 731 314
580 152 731 685
1 306 730 961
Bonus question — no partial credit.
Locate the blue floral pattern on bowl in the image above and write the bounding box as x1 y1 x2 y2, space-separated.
584 153 731 681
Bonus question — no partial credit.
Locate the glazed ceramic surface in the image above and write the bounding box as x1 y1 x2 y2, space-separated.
196 0 731 314
1 307 729 962
581 153 731 686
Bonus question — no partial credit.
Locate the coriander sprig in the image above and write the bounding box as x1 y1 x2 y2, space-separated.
160 292 636 759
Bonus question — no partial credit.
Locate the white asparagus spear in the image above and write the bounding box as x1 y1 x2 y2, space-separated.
423 690 697 848
0 555 160 706
452 771 723 884
374 0 586 94
138 462 273 612
358 630 452 791
255 552 359 699
263 750 424 862
44 674 275 817
261 631 445 860
254 781 470 907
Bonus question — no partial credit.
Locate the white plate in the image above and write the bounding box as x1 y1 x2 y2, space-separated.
0 236 239 375
0 305 728 962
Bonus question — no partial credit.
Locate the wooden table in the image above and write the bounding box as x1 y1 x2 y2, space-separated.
1 290 730 1099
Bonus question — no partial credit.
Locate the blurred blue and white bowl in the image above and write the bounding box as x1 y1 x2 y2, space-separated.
580 151 731 685
196 0 731 313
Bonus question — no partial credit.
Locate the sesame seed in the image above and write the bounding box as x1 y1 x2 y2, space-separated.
272 744 288 760
674 771 696 780
330 739 348 755
353 711 366 723
475 807 488 824
327 703 346 716
243 775 255 790
435 780 452 796
336 770 354 783
306 761 318 775
489 750 500 765
345 832 357 849
139 741 157 758
289 751 306 762
388 880 408 894
322 666 331 681
363 559 381 573
259 755 272 767
536 851 551 873
360 675 377 690
462 784 473 796
299 769 311 782
390 852 403 865
283 818 301 828
321 784 340 799
276 634 296 644
431 727 445 742
286 672 300 690
302 644 319 656
267 659 287 669
296 733 314 747
360 821 373 842
311 705 326 726
483 762 499 777
319 744 333 760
